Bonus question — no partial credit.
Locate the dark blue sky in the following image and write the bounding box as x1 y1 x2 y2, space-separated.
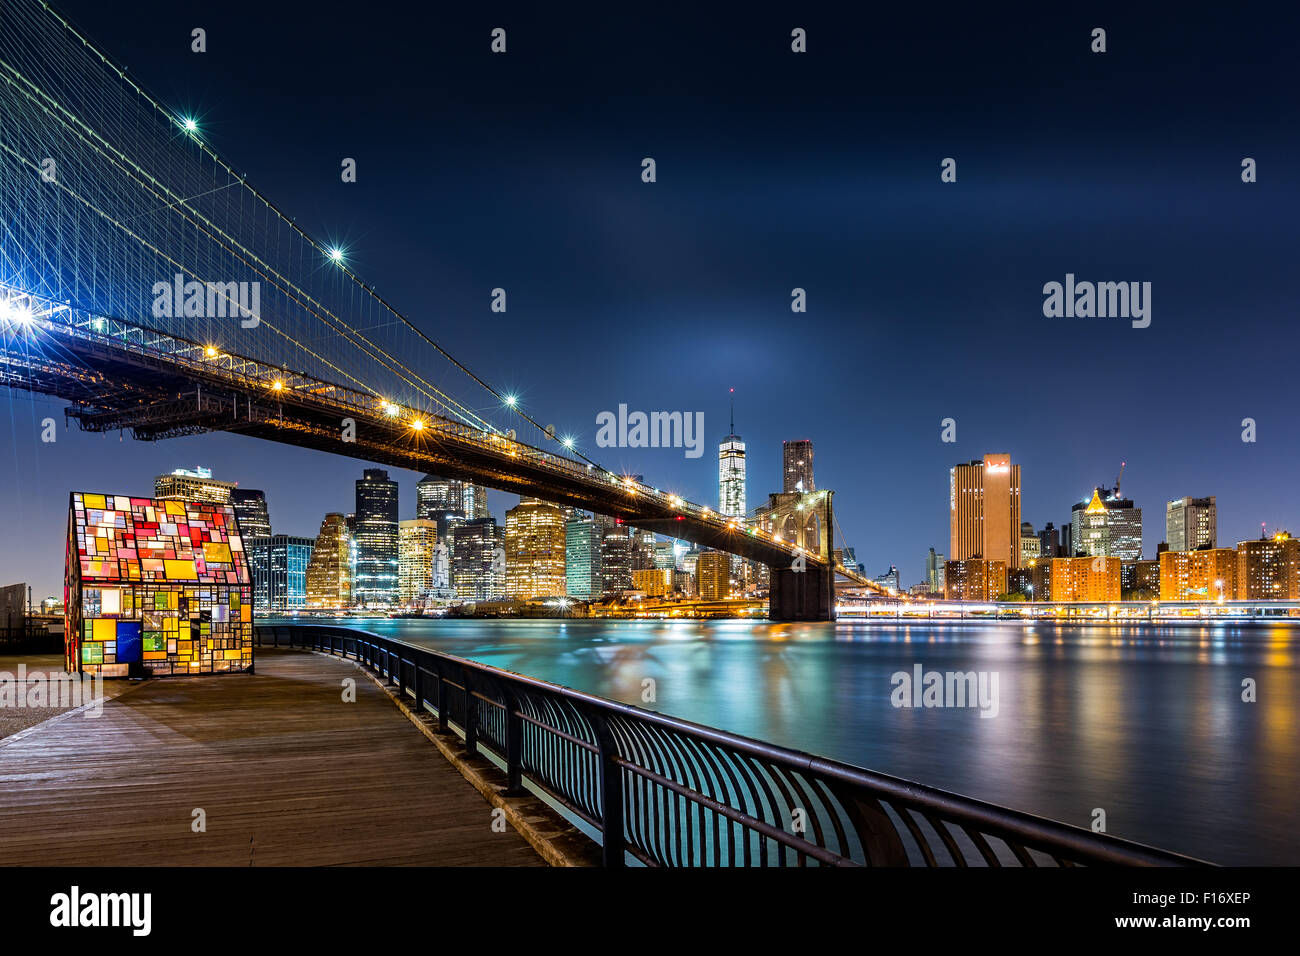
4 1 1298 597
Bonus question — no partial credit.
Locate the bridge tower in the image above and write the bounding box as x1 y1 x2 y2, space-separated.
760 490 837 621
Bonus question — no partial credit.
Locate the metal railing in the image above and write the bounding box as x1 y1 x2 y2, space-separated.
255 623 1209 867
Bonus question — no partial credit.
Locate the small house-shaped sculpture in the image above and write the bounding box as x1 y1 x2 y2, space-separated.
65 492 253 677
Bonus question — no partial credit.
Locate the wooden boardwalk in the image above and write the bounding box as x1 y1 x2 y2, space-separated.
0 648 544 866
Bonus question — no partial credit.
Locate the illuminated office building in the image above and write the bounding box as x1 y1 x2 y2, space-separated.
452 518 505 602
504 498 567 599
783 439 814 494
697 550 731 601
718 436 746 519
354 469 399 606
154 466 236 505
231 488 272 539
1166 496 1217 552
1071 488 1143 561
1020 521 1040 567
565 517 604 600
398 519 438 605
250 535 314 611
949 454 1022 569
305 513 351 608
599 520 633 596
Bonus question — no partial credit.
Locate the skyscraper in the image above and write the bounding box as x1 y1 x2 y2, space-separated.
697 550 730 601
1166 496 1217 552
250 535 314 611
1039 523 1061 559
504 498 567 599
231 488 272 539
398 519 438 605
782 439 814 493
1071 487 1143 561
925 548 946 593
452 518 505 601
718 393 746 519
354 468 399 606
565 517 604 600
599 519 633 596
154 466 236 504
950 454 1022 569
417 474 489 529
305 513 351 608
1020 521 1040 567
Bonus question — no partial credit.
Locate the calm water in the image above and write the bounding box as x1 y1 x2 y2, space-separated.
288 617 1300 865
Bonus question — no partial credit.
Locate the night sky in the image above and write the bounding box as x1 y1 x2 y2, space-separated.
3 2 1298 598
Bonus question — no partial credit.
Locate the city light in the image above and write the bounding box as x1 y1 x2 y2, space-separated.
328 247 344 263
383 401 399 416
272 380 283 391
503 394 517 407
561 436 574 449
204 345 217 358
411 418 425 431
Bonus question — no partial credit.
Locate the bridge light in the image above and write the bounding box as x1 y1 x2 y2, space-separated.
561 436 574 449
328 247 344 263
204 345 217 358
181 117 198 133
382 401 399 416
271 380 283 391
411 418 425 431
503 394 517 408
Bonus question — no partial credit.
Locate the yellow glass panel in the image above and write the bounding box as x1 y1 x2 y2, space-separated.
224 649 242 660
241 605 251 622
165 501 186 516
203 542 232 564
164 560 198 580
91 618 116 641
83 494 106 509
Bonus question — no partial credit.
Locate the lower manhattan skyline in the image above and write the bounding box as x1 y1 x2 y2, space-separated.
1 0 1297 920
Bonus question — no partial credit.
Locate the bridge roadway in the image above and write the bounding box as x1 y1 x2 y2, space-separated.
0 305 884 613
0 648 545 865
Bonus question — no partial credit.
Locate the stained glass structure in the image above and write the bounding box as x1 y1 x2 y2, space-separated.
64 492 254 677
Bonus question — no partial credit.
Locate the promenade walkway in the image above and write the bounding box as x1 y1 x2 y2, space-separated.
0 649 544 866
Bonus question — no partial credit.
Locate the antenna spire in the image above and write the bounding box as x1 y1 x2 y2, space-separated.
729 387 734 434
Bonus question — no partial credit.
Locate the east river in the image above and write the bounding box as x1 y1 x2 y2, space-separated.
287 617 1300 865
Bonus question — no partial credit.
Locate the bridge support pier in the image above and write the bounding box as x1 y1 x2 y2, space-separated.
768 563 836 621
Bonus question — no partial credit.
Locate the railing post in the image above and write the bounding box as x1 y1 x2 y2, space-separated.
591 713 626 867
503 686 524 795
413 660 423 713
436 667 449 733
463 669 477 757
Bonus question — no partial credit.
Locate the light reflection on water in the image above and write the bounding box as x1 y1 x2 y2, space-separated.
286 617 1299 865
